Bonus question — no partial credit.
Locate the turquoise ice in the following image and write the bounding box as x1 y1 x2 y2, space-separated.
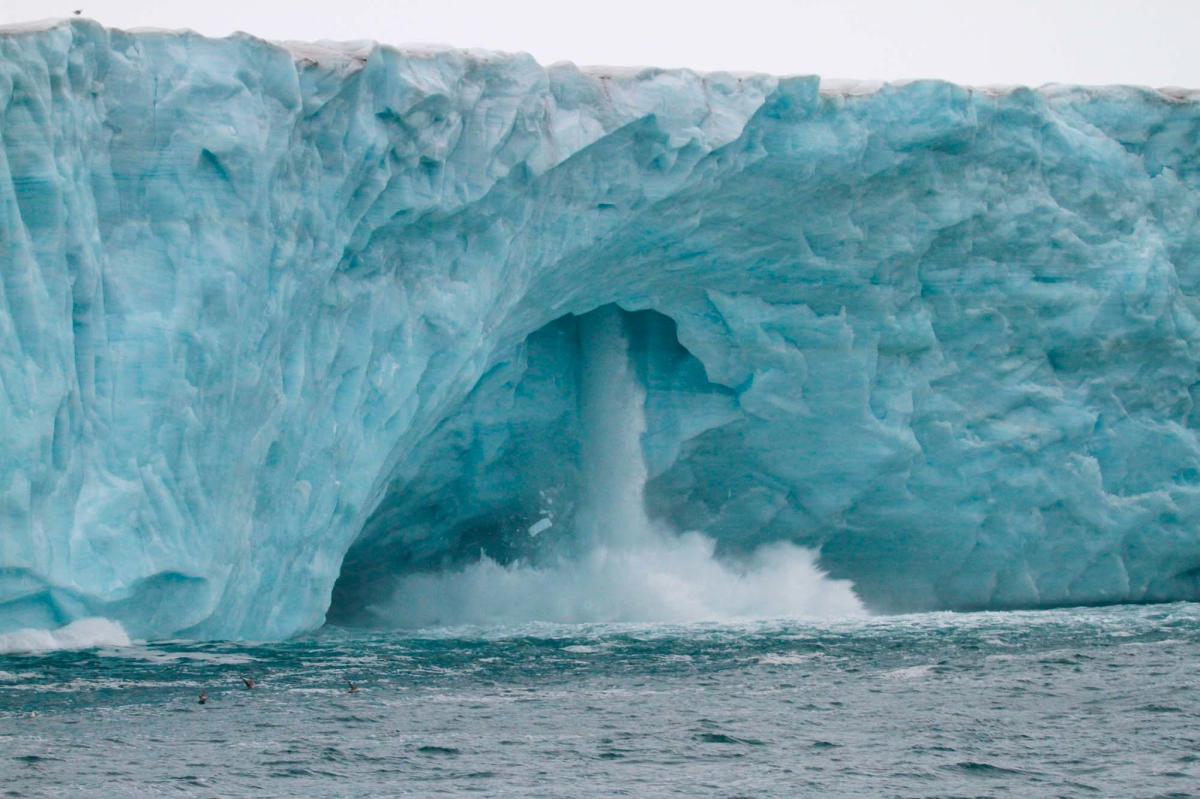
1 19 1199 639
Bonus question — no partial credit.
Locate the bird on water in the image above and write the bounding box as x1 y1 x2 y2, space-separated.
242 677 256 690
197 691 208 705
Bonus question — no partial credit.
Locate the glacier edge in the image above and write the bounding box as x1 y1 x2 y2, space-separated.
1 19 1199 638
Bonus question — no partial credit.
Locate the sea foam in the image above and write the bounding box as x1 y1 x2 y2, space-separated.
0 618 131 654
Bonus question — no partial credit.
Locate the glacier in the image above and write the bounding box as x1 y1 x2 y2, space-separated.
1 19 1200 640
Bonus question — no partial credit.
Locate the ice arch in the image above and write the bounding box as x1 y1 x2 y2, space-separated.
329 305 862 627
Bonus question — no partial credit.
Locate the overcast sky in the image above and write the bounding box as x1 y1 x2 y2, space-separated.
2 0 1197 87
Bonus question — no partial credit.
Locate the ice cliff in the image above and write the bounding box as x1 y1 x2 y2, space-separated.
2 19 1199 639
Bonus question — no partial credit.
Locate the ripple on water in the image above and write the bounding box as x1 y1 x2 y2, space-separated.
694 733 765 746
882 664 935 679
757 653 820 665
417 746 461 756
945 761 1027 777
13 754 56 764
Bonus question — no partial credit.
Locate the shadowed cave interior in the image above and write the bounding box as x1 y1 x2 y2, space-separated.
327 305 758 626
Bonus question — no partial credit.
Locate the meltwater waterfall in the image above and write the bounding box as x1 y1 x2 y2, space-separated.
378 307 864 627
575 306 654 552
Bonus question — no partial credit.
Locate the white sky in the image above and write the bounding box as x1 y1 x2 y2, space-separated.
1 0 1197 87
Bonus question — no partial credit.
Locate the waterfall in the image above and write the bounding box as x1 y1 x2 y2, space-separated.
575 305 652 551
381 307 866 627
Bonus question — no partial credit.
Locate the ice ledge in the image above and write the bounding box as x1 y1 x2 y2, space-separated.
2 17 1196 100
0 17 72 34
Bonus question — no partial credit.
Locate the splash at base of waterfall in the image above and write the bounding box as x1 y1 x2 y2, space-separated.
377 528 863 628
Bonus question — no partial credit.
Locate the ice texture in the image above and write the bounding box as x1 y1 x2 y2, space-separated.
2 19 1200 639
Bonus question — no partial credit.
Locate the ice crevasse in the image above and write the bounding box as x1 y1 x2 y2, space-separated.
1 18 1200 640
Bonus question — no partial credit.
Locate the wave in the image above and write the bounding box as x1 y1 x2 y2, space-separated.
0 617 131 654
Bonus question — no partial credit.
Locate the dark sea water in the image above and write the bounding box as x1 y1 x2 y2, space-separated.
2 603 1199 798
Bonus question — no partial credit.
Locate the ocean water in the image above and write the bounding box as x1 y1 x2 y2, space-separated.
2 604 1198 797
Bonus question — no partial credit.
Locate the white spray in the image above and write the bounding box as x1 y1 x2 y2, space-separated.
385 307 865 627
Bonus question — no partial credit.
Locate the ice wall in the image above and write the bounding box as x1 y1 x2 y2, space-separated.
2 19 1199 639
